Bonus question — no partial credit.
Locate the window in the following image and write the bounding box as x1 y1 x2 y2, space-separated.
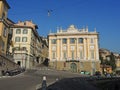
80 62 84 68
78 38 83 43
2 13 5 19
63 46 67 50
24 22 26 25
70 38 75 44
22 37 27 42
15 37 20 42
23 29 28 34
16 29 21 34
80 51 83 59
92 62 95 68
14 47 20 50
22 47 26 50
106 57 110 61
52 46 56 51
51 39 57 44
1 40 4 51
90 38 94 43
71 46 75 50
52 52 56 59
90 50 94 59
62 38 67 44
3 27 7 37
71 51 74 59
9 29 13 34
63 52 67 59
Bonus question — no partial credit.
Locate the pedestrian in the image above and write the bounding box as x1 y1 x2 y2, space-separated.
1 70 5 76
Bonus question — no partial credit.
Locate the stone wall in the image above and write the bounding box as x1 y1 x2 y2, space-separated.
0 54 19 75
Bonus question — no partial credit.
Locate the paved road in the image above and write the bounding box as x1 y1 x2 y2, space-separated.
0 70 41 90
0 67 83 90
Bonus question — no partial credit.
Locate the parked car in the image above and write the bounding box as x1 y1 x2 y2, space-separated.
94 71 101 77
80 71 91 75
4 68 25 76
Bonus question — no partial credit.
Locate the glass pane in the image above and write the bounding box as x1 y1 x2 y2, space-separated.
62 38 67 44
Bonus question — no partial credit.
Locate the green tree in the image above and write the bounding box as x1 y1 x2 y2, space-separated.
99 54 105 74
105 53 116 71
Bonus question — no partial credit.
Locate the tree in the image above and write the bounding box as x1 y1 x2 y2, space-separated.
105 53 116 71
99 54 105 74
110 53 116 71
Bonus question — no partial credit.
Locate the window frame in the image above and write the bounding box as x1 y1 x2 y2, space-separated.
15 37 21 42
78 38 83 43
62 38 67 44
80 50 83 59
16 29 21 34
70 38 75 44
52 52 56 59
23 29 28 34
63 52 67 59
3 27 7 37
90 38 94 43
22 37 27 42
51 39 57 44
90 50 94 59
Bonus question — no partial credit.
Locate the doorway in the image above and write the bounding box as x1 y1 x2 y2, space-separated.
70 63 77 72
17 61 21 66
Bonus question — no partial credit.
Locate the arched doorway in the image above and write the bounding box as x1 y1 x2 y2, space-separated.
70 63 77 72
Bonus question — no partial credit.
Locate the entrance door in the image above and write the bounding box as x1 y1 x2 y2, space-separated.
70 63 77 72
17 61 21 66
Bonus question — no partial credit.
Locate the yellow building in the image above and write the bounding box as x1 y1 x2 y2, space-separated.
10 21 48 69
0 0 10 55
48 25 100 75
10 21 40 68
0 0 19 73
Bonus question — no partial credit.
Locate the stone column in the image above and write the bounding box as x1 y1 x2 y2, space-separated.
95 38 99 60
60 38 62 60
57 38 60 61
49 39 51 61
76 38 78 60
83 38 87 60
67 38 69 60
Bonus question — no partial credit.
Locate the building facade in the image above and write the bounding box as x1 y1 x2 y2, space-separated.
0 0 19 73
115 54 120 71
10 21 40 68
48 25 100 74
39 36 48 63
10 21 48 69
0 0 10 55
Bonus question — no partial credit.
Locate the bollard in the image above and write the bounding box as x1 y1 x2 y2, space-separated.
42 76 47 90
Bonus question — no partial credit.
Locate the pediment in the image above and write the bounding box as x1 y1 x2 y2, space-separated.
67 25 78 33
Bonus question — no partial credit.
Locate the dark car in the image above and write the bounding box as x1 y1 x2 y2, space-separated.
94 71 101 77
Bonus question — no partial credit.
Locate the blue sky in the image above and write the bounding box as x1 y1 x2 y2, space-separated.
7 0 120 53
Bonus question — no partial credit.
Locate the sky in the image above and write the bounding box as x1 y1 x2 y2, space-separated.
7 0 120 53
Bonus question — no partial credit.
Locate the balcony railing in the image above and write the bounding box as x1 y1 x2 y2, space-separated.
66 59 79 62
